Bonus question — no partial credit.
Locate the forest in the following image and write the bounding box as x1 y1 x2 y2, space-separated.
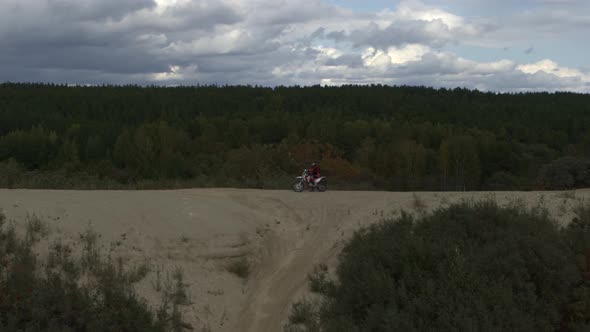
0 83 589 191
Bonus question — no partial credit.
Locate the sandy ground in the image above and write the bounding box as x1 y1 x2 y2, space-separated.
1 189 589 331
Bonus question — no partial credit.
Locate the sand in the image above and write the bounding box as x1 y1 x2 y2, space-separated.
1 189 588 331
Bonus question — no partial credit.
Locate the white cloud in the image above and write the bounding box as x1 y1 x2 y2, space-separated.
389 1 466 29
518 59 586 78
388 44 431 64
152 64 198 81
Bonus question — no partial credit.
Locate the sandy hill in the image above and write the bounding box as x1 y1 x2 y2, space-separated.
1 189 588 331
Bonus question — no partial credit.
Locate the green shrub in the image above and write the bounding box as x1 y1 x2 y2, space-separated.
538 157 590 190
0 159 24 188
562 202 590 330
288 201 590 332
226 257 251 279
308 264 333 295
285 299 321 332
0 211 191 331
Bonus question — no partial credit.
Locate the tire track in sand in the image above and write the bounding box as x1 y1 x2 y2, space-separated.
236 197 336 332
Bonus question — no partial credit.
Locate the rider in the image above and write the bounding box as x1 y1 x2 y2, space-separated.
308 162 320 186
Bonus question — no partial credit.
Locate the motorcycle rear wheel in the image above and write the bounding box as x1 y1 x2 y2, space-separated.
316 179 327 192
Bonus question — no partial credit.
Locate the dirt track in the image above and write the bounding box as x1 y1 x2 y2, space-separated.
1 189 587 331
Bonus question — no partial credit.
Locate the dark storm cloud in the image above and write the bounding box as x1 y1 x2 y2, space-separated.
47 0 157 21
325 54 364 68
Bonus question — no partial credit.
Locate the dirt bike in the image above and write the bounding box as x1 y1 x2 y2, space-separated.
292 169 327 192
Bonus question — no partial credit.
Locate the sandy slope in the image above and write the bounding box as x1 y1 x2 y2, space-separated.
0 189 588 331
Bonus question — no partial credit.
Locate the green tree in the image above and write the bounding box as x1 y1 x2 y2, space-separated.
0 126 58 169
447 135 481 190
85 135 106 160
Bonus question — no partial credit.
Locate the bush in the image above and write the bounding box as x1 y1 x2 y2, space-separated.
0 159 24 188
308 264 333 295
288 201 590 332
482 171 521 190
538 157 590 190
226 257 251 279
562 203 590 330
285 299 321 332
0 212 191 331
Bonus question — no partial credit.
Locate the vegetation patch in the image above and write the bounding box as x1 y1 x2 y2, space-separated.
285 299 321 332
287 200 590 332
0 211 192 331
226 257 251 279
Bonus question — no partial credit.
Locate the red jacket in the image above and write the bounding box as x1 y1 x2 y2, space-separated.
309 165 320 177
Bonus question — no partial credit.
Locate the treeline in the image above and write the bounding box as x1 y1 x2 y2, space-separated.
0 83 589 190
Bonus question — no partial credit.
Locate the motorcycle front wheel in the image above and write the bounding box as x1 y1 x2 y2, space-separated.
292 181 305 192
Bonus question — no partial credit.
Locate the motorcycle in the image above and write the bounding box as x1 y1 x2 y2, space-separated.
292 169 327 192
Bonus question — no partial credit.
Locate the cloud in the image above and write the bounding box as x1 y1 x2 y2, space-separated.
320 1 487 50
270 46 590 92
517 59 590 82
458 1 590 49
0 0 588 92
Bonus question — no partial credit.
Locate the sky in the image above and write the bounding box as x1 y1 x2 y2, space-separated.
1 0 589 92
